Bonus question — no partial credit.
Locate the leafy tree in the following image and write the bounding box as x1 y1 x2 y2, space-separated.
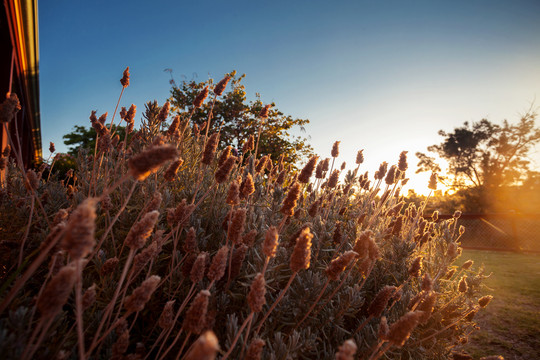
416 111 540 212
417 112 540 189
63 125 97 156
63 125 127 156
169 71 313 166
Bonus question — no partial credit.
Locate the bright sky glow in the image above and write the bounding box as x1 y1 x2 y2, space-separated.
39 0 540 194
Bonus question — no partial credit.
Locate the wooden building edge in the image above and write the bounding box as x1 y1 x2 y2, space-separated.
1 0 41 182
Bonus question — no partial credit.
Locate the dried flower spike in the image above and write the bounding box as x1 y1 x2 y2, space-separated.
215 156 237 183
124 210 159 250
335 339 357 360
409 256 423 277
368 285 397 318
229 244 248 279
157 101 170 122
37 263 77 318
167 115 181 136
214 75 231 96
478 295 493 308
280 182 301 216
248 273 267 313
387 311 422 346
331 141 340 157
158 300 176 329
374 162 388 180
378 316 389 340
228 208 247 244
259 104 271 118
352 230 372 258
290 227 313 272
240 173 255 199
452 352 473 360
173 199 196 226
444 268 457 279
385 165 397 185
124 275 161 313
421 273 433 292
183 227 198 253
461 260 474 270
242 135 255 153
263 226 279 258
128 144 178 180
184 331 219 360
125 104 137 124
193 85 210 108
120 66 130 87
164 158 183 181
183 290 211 334
245 338 265 360
61 198 97 259
25 169 39 191
82 283 97 310
417 292 437 324
207 246 229 282
308 198 321 217
447 242 459 258
398 151 408 172
298 155 318 184
332 222 343 245
101 257 119 276
98 112 108 125
428 172 438 190
202 133 220 165
120 106 127 119
242 229 258 247
190 252 208 283
315 162 324 179
0 93 21 123
458 276 468 293
356 149 364 165
216 147 230 168
276 169 287 185
226 179 240 205
326 251 357 281
328 169 340 188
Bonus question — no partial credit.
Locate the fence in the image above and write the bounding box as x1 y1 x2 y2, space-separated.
434 213 540 253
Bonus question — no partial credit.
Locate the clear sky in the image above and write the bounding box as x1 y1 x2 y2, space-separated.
39 0 540 194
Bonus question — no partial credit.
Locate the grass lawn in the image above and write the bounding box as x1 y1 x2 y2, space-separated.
455 249 540 360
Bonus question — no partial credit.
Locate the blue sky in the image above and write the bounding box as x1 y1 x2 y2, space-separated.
39 0 540 193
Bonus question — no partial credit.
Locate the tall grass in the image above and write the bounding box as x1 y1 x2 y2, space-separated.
0 70 494 359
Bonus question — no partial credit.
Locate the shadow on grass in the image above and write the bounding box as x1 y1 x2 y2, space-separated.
456 249 540 360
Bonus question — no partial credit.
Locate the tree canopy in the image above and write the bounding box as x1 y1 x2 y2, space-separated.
416 111 540 212
169 71 313 166
63 125 127 157
417 112 540 189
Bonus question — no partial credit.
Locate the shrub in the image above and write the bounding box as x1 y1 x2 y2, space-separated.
0 70 491 360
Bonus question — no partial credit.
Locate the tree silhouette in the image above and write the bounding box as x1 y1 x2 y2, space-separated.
417 111 540 190
416 111 540 212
